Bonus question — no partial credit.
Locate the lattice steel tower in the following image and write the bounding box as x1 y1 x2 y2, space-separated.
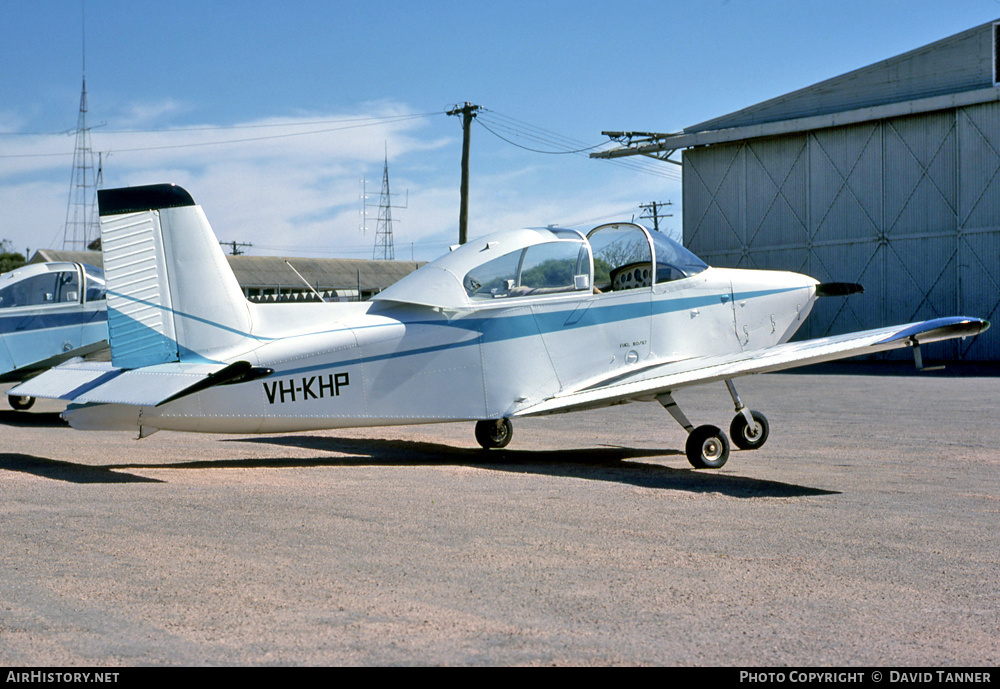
372 150 405 260
63 70 98 249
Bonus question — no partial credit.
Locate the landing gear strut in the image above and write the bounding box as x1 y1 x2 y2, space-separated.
658 379 769 469
475 418 513 449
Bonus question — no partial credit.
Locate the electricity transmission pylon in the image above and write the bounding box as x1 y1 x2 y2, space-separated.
63 69 99 250
371 149 406 260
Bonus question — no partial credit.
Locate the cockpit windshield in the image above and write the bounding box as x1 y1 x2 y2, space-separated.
587 223 707 291
648 230 708 282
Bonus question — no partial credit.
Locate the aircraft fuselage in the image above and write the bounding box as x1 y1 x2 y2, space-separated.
63 266 817 435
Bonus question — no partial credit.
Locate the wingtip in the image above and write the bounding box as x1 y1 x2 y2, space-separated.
878 317 990 345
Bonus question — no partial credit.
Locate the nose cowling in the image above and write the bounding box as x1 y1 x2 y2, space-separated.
724 269 820 348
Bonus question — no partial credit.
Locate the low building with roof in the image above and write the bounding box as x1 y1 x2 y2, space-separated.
29 249 424 303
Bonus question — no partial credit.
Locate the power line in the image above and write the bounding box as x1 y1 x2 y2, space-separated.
103 113 441 155
561 205 646 228
0 112 442 138
476 108 681 181
475 118 607 155
91 112 442 135
0 112 443 158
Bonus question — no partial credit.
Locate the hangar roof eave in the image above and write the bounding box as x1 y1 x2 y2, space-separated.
594 85 1000 160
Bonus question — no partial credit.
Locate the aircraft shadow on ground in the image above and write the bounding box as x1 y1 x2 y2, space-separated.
0 453 164 484
220 435 839 498
0 411 68 428
0 435 838 497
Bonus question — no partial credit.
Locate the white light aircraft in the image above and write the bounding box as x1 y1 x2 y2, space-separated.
12 184 990 468
0 261 108 410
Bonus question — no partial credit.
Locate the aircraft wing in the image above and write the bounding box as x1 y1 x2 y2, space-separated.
513 317 989 417
9 359 269 407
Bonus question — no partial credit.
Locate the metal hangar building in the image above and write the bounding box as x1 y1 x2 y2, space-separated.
599 19 1000 360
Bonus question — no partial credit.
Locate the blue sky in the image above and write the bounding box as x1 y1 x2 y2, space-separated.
3 0 1000 261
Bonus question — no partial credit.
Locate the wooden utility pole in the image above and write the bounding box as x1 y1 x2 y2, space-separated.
221 240 253 256
447 102 480 245
638 200 673 234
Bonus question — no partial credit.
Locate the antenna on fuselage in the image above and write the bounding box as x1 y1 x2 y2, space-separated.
284 260 324 301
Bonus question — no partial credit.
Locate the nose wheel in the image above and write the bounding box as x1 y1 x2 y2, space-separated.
730 410 769 450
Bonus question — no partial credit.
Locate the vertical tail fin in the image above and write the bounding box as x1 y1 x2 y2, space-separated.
98 184 253 367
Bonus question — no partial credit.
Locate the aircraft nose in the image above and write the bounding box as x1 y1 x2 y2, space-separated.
776 271 819 299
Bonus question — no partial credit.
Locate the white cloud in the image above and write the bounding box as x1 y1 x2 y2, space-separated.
0 101 682 264
112 99 194 128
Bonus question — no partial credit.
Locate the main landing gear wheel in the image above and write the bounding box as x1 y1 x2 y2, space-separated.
730 410 769 451
475 418 513 450
8 395 35 411
686 424 730 469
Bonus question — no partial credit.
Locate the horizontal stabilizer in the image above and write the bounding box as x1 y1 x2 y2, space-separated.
515 317 989 417
0 339 108 384
10 359 271 407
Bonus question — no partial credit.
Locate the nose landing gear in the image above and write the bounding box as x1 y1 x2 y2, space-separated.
659 379 769 469
730 409 769 450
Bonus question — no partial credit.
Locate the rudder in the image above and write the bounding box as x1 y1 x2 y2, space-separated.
98 184 254 367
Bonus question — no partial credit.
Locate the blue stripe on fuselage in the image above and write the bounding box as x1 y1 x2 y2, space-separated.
273 286 808 377
0 308 107 335
79 285 806 380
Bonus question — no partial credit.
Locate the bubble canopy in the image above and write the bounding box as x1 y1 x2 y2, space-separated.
374 223 708 309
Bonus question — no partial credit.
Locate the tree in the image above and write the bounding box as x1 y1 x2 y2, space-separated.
0 239 27 274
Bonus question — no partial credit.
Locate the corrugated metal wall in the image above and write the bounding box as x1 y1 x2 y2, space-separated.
683 104 1000 360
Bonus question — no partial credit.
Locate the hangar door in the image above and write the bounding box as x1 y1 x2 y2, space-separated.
682 104 1000 361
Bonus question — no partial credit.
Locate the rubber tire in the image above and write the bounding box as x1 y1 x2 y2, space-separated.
730 410 769 450
8 395 35 411
686 424 730 469
475 418 513 449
